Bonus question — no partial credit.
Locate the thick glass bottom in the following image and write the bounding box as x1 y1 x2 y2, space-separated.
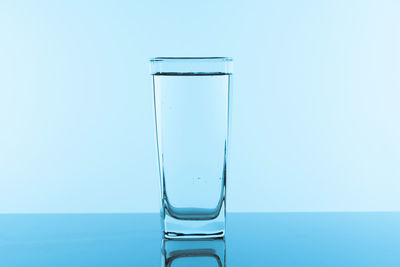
162 201 225 240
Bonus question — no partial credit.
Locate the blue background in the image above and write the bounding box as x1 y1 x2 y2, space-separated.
0 0 399 213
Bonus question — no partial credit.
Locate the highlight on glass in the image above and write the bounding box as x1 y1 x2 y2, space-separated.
150 57 233 239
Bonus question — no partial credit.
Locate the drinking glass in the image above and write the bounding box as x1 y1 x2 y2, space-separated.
150 57 233 239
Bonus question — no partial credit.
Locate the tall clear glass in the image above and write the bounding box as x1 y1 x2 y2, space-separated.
150 57 233 239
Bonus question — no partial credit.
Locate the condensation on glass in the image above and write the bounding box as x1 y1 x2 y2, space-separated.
150 57 233 239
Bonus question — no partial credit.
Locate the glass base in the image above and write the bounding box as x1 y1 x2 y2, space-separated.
162 202 225 240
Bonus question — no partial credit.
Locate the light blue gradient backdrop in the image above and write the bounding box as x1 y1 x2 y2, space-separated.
0 0 399 213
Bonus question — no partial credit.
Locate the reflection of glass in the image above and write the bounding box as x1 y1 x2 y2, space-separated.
151 57 233 239
162 239 226 267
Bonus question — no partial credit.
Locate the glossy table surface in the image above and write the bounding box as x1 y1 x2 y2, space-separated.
0 213 399 266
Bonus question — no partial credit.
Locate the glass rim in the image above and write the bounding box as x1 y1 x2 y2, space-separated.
150 57 233 62
150 57 233 75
